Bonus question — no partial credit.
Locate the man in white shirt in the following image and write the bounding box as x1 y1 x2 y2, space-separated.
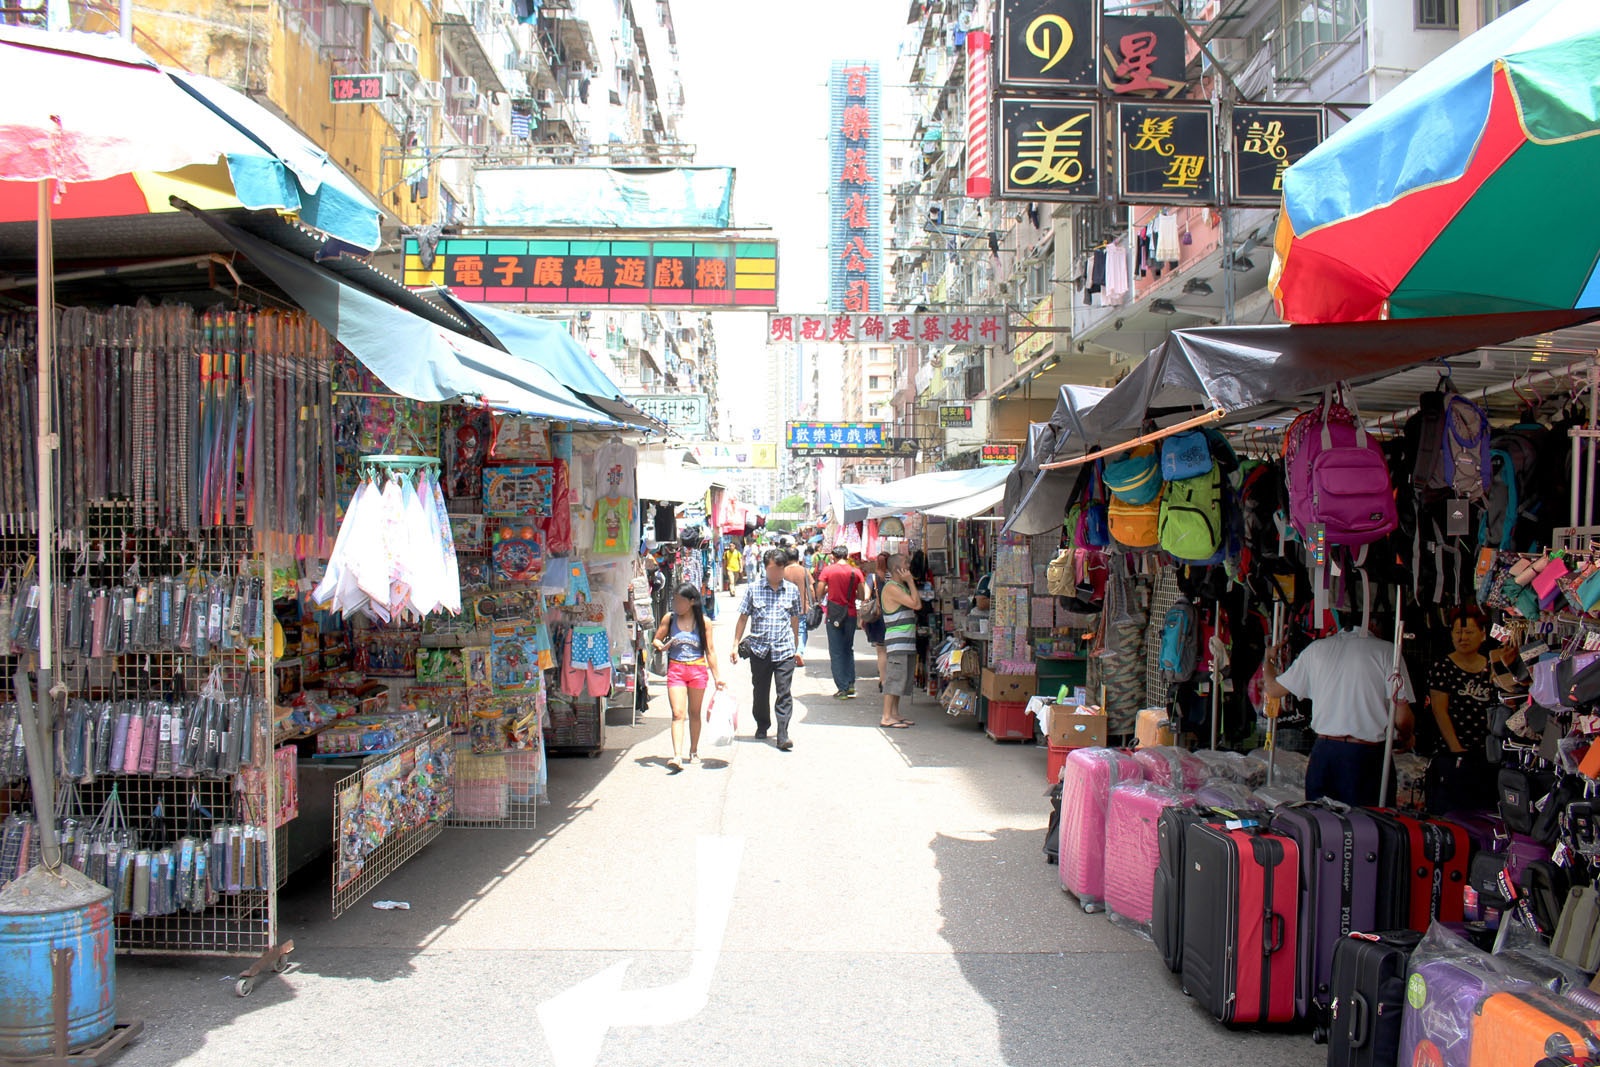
1263 626 1416 807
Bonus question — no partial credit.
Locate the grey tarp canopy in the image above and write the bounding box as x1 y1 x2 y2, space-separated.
1003 387 1108 536
1002 307 1600 534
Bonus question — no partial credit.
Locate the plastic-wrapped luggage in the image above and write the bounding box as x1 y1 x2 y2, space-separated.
1190 749 1235 782
1249 783 1304 809
1102 782 1190 936
1058 747 1144 912
1131 745 1207 792
1400 924 1512 1067
1247 747 1308 787
1468 988 1600 1065
1193 779 1254 810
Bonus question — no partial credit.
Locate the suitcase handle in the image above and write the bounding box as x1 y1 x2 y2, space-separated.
1264 911 1286 955
1346 991 1370 1049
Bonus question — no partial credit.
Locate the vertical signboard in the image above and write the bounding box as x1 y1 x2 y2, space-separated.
1116 101 1217 204
998 97 1101 202
965 30 993 198
997 0 1098 92
829 61 882 313
1100 15 1188 97
1229 105 1326 205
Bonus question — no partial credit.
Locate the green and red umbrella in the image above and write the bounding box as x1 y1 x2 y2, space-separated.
1270 0 1600 324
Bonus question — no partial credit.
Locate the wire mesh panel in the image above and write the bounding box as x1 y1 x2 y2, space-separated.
448 734 541 830
331 724 453 918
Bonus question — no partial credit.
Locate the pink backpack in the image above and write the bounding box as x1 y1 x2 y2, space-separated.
1284 388 1397 546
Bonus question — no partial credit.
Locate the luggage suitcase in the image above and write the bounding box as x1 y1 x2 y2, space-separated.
1251 783 1304 809
1373 809 1471 930
1270 803 1388 1019
1325 930 1423 1067
1058 748 1144 911
1248 747 1309 788
1400 956 1505 1067
1103 783 1190 931
1155 806 1214 973
1195 779 1256 809
1135 706 1175 749
1132 745 1207 792
1044 781 1062 865
1180 821 1300 1025
1468 988 1600 1065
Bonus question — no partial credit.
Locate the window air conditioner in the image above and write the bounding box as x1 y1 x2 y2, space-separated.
384 41 419 74
447 75 479 101
465 91 490 117
413 80 446 108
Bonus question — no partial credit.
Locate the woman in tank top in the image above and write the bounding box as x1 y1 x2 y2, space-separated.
652 582 724 771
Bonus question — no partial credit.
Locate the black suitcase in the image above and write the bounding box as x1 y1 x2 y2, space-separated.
1154 806 1213 973
1044 781 1062 865
1369 811 1412 931
1325 930 1422 1066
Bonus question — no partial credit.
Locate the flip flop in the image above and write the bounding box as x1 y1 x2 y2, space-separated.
879 721 912 729
893 719 915 727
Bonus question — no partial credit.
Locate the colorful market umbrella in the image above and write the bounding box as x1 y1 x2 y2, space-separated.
1270 0 1600 324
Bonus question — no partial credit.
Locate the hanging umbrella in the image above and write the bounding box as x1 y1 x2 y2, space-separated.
0 25 384 862
1270 0 1600 324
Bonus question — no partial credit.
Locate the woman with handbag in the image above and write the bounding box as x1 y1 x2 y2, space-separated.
861 553 889 691
653 583 725 772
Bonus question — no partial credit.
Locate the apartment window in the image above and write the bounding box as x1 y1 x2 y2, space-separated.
283 0 368 66
868 375 885 390
1270 0 1366 80
1480 0 1527 21
1416 0 1457 27
441 54 484 145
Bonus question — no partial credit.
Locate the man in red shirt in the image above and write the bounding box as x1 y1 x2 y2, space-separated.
816 545 866 699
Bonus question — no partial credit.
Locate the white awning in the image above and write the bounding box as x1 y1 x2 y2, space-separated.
923 482 1005 519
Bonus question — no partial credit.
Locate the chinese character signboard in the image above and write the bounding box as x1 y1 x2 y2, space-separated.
403 237 777 307
1230 105 1325 205
784 422 897 457
625 393 708 436
998 0 1097 92
966 30 993 198
999 98 1101 203
1117 101 1216 204
829 61 882 313
939 405 974 428
684 441 777 469
1100 16 1187 98
981 444 1020 465
330 74 385 103
766 312 1008 348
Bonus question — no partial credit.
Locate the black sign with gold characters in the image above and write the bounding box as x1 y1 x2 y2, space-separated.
1229 105 1326 205
998 0 1098 92
999 97 1101 203
1100 15 1188 98
1116 101 1217 204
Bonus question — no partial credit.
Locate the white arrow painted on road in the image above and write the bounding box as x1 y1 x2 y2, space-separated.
538 835 745 1067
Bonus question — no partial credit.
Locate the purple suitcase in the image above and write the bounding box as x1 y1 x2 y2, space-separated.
1193 779 1254 810
1103 782 1190 929
1058 748 1144 911
1399 957 1501 1067
1269 803 1386 1019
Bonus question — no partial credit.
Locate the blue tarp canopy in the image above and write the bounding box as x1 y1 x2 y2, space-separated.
439 293 659 429
838 465 1014 524
192 209 617 424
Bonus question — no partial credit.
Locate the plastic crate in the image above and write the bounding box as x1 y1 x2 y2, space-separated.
1046 742 1070 784
986 699 1032 742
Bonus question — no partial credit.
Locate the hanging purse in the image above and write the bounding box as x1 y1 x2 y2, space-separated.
1533 554 1570 610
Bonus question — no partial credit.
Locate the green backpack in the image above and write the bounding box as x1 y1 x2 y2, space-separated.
1158 461 1223 561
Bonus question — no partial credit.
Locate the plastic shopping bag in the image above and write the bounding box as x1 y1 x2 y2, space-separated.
705 691 738 747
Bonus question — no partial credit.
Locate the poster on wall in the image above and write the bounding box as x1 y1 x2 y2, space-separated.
482 463 556 517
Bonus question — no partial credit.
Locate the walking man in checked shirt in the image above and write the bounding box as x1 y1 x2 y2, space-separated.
732 549 805 751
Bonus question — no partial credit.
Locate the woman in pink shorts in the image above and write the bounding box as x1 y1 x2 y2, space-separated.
652 583 724 771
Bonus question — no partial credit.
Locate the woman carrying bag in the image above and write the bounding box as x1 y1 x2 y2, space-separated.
653 583 725 772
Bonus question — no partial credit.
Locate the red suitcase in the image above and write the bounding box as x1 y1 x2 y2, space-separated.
1180 821 1300 1025
1373 809 1471 931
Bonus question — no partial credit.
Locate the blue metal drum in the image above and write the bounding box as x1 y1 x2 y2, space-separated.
0 865 116 1056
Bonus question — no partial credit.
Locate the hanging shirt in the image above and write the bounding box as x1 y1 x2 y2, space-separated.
1103 240 1129 304
1156 213 1181 264
592 440 636 502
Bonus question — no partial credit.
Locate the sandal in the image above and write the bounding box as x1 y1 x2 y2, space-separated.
667 758 684 773
879 721 912 729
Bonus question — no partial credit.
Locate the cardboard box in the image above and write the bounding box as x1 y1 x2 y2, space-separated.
1048 705 1107 749
981 669 1035 703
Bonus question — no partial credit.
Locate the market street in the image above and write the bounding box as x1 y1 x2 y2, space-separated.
110 597 1320 1067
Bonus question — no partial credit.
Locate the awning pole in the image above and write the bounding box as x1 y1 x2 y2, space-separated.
1039 407 1225 470
33 179 56 842
1208 602 1222 752
1379 585 1404 809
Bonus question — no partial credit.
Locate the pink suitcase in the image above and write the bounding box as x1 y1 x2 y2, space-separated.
1132 746 1207 792
1059 747 1144 911
1103 782 1191 932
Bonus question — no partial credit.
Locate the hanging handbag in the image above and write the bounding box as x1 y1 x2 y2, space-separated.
1532 555 1570 610
859 575 883 625
1578 566 1600 613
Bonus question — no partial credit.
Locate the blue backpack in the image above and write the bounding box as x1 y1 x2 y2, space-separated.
1159 598 1199 683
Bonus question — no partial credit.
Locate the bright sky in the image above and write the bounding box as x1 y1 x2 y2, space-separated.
669 0 910 438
